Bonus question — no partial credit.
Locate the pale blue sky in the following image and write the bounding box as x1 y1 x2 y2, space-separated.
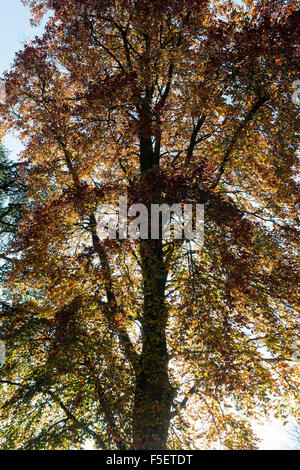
0 0 47 157
0 0 294 451
0 0 44 73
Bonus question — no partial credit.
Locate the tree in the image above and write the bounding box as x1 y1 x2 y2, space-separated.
0 145 25 281
0 0 299 450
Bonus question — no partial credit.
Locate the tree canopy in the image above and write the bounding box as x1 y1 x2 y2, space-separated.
0 0 299 450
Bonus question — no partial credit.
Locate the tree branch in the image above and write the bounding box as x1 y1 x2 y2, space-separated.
186 114 206 164
210 95 269 190
89 214 139 372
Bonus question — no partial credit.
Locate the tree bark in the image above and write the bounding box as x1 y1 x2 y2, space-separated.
131 129 172 449
132 238 172 449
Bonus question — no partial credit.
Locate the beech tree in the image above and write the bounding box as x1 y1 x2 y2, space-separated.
0 0 299 450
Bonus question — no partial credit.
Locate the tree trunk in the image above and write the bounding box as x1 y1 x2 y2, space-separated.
131 106 173 449
132 238 172 449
